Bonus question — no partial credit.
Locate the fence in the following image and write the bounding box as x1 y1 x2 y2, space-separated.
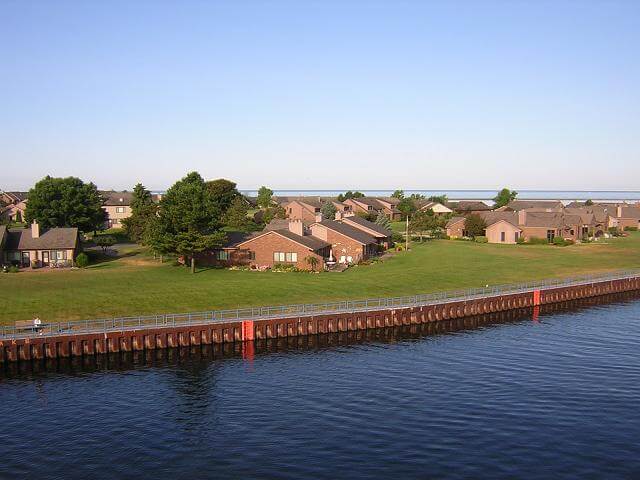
2 269 639 340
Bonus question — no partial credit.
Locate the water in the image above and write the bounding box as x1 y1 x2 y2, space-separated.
2 294 640 479
239 189 640 201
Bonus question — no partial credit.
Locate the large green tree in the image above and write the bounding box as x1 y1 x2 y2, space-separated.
493 188 518 208
375 210 392 230
224 196 252 231
122 183 157 243
391 189 405 199
410 210 440 241
207 178 240 214
148 172 226 272
256 186 274 208
337 191 365 202
397 197 417 219
25 176 106 232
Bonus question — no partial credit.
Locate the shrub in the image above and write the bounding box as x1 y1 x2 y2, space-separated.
624 226 638 232
528 237 549 245
391 232 404 243
553 237 565 246
474 236 488 243
516 236 526 244
75 253 89 268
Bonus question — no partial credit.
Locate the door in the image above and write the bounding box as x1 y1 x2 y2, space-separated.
42 251 50 266
21 252 30 267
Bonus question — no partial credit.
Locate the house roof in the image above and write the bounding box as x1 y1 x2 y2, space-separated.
478 211 520 228
619 207 640 219
222 231 260 248
341 215 392 237
263 219 290 231
522 212 582 228
236 229 330 252
312 220 378 245
6 227 78 251
7 191 28 202
347 197 383 209
445 216 466 228
506 200 564 211
101 191 134 206
447 201 491 212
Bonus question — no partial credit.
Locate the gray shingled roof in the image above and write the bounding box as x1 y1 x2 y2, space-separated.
341 215 392 237
506 200 564 211
314 220 378 245
6 227 78 250
101 191 134 206
237 229 330 251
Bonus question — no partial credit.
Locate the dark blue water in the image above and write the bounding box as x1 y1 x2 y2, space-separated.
2 295 640 479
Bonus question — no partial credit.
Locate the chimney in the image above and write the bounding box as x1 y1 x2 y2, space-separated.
315 213 323 223
288 219 304 237
31 220 40 238
334 210 343 221
518 210 527 226
617 205 622 218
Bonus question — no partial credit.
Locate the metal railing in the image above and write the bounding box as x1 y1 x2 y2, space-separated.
2 269 639 340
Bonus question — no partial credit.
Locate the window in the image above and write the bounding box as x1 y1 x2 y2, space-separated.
116 207 126 213
515 232 520 242
274 252 297 263
216 251 230 261
53 250 67 260
248 251 256 260
8 251 20 261
111 219 119 224
500 232 506 242
546 230 555 243
285 252 298 262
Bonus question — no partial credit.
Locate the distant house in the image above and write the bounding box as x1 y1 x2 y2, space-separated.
101 191 134 228
309 219 379 264
446 201 491 214
503 200 564 212
283 199 323 223
0 191 28 223
2 221 79 268
343 197 401 221
418 201 453 216
615 206 640 230
340 214 393 248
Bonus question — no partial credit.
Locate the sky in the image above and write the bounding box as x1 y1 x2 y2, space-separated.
1 0 639 192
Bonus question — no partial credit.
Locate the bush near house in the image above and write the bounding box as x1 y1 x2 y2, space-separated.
75 253 89 268
474 236 488 243
624 226 638 232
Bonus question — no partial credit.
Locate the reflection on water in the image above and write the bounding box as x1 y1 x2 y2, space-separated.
2 291 640 479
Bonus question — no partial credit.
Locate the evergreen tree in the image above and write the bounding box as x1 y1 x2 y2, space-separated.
122 183 157 243
320 201 337 220
391 189 405 199
224 196 251 231
207 178 240 214
375 210 392 230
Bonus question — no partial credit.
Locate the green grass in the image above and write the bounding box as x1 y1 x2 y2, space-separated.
2 234 640 324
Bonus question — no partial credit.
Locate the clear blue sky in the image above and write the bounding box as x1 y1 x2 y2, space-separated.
2 0 639 191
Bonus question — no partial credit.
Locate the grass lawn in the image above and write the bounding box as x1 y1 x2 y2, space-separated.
2 234 640 324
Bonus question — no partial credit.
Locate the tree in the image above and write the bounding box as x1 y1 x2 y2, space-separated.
224 196 251 231
337 191 365 202
493 188 518 208
256 186 274 208
397 197 417 220
585 199 594 206
320 201 337 220
305 255 319 272
173 230 227 273
410 210 439 242
150 172 227 272
410 193 425 201
391 190 405 199
94 235 117 252
207 178 240 214
25 176 106 232
465 213 487 238
375 210 392 230
122 183 157 243
262 205 287 224
428 194 448 205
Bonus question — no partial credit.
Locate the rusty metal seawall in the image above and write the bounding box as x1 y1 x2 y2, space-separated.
2 272 640 363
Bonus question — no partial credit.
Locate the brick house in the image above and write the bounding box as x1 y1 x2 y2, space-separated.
418 201 453 216
0 191 28 223
283 199 323 223
309 219 378 264
2 221 79 268
343 197 401 220
615 206 640 230
339 213 393 248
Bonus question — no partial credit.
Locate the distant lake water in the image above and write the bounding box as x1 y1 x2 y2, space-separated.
239 190 640 202
2 293 640 479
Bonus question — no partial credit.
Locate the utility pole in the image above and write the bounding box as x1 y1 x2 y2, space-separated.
405 214 409 251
